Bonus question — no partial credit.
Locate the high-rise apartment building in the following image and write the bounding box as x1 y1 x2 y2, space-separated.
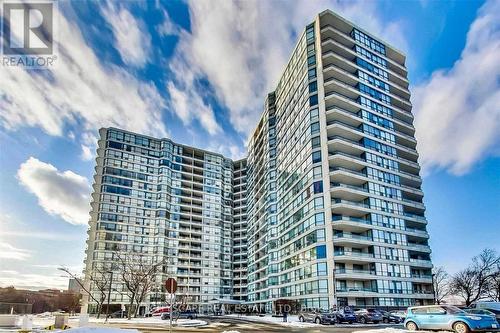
82 128 245 314
246 10 433 310
83 9 433 313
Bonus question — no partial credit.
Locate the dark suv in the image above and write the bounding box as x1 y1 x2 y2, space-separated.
377 310 403 323
334 309 357 324
161 310 197 320
298 309 337 325
355 308 382 324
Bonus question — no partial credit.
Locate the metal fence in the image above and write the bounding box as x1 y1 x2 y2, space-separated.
0 302 33 314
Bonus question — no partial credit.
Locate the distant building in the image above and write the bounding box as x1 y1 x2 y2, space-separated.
68 279 82 293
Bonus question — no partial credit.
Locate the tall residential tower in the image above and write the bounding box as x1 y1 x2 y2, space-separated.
83 128 246 314
246 10 433 310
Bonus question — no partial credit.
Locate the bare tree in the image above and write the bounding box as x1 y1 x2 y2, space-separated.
133 268 158 317
488 267 500 301
450 248 500 306
433 266 451 304
114 250 166 319
58 266 110 318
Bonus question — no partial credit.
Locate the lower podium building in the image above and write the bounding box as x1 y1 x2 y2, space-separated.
82 9 434 314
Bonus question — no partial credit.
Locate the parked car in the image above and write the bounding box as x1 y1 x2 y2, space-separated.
334 309 357 324
151 306 170 316
108 310 126 318
298 309 337 325
466 309 497 319
377 310 403 323
469 302 500 323
389 310 407 321
404 305 499 333
355 308 382 324
470 302 500 311
161 310 197 320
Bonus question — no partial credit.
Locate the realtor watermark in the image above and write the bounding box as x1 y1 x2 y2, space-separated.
1 0 58 68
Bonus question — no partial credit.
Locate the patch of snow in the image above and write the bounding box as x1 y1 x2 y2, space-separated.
175 319 207 326
61 329 139 333
87 317 205 327
89 317 163 324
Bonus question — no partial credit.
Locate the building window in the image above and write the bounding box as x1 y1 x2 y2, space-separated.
316 245 326 259
308 68 316 79
313 181 323 194
309 94 318 106
311 136 320 148
312 151 321 163
310 122 320 134
351 28 386 55
308 55 316 66
309 81 317 93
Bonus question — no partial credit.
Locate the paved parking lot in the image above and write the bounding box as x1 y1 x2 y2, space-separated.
99 316 405 333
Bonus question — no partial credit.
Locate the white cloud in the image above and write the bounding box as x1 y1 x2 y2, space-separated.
80 144 93 161
165 1 408 136
167 81 221 135
0 6 167 152
157 9 180 36
0 270 69 290
413 0 500 175
101 1 151 67
0 243 31 261
17 157 91 225
80 132 98 161
206 141 247 161
0 230 83 241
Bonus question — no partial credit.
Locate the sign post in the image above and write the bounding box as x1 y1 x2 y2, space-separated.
165 278 177 333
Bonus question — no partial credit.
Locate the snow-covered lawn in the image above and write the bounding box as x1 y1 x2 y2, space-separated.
88 316 206 327
23 314 205 329
61 329 140 333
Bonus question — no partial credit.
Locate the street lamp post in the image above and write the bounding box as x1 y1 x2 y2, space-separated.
105 271 114 322
431 273 437 304
333 270 338 310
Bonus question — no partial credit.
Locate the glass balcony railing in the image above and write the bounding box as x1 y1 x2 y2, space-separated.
328 135 420 169
328 150 422 183
332 198 371 209
336 287 378 293
334 232 372 241
334 251 433 265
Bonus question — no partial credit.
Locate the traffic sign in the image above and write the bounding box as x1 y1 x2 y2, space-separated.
165 278 177 294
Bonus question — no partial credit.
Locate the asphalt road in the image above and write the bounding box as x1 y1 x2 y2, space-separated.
100 316 404 333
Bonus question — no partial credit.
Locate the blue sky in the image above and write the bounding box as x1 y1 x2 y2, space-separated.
0 0 499 289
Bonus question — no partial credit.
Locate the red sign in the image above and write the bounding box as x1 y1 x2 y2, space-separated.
165 278 177 294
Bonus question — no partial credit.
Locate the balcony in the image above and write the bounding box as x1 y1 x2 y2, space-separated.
326 107 417 147
327 135 420 172
320 34 408 84
323 63 412 113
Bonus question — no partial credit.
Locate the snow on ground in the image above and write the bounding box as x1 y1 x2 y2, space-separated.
62 329 139 333
89 317 206 327
26 315 205 329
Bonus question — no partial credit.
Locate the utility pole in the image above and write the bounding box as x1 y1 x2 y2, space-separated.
431 273 437 304
333 269 338 310
105 271 113 322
